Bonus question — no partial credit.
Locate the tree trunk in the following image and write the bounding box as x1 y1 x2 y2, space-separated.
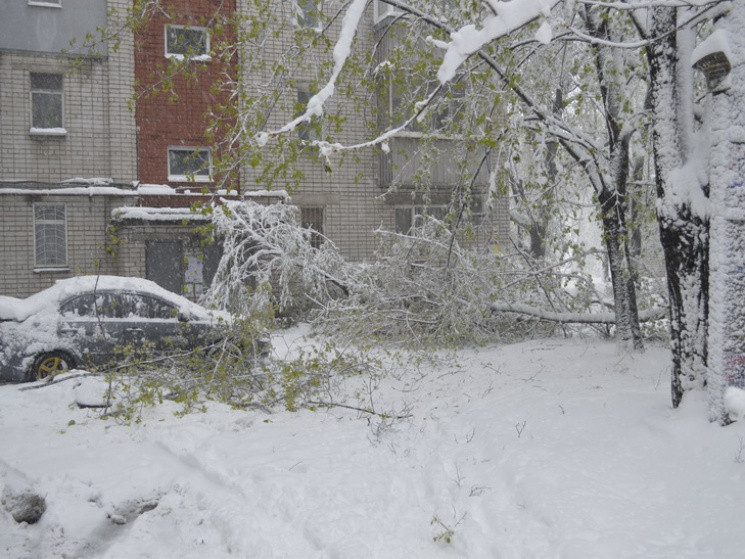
598 187 642 348
584 6 643 349
647 7 709 407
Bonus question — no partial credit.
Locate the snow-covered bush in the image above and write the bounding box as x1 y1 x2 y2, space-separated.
203 200 348 318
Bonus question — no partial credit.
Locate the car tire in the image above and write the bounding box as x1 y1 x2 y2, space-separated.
28 351 75 381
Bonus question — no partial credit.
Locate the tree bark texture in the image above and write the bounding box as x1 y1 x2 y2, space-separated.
647 7 709 407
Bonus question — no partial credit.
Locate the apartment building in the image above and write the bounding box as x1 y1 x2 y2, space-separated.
0 0 508 298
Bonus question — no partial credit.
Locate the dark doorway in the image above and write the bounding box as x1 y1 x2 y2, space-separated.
146 240 183 294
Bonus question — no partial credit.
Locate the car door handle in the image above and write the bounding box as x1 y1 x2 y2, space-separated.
125 328 144 333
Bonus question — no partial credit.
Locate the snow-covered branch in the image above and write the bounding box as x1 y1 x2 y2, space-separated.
490 301 667 324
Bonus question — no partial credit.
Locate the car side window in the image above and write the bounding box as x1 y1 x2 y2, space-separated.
128 294 177 320
60 292 177 320
60 294 98 317
104 294 132 318
146 296 178 320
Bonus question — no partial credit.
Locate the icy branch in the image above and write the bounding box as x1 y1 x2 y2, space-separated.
490 302 667 324
261 0 367 139
437 0 561 84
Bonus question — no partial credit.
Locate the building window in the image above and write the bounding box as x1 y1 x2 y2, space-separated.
165 25 210 60
34 204 67 269
296 0 319 28
168 147 212 182
300 207 325 249
374 1 400 23
395 205 448 233
28 0 62 7
30 73 65 134
296 89 320 142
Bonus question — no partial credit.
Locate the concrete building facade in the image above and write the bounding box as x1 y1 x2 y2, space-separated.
0 0 508 299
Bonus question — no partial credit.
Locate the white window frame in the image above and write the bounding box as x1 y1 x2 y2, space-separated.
28 0 62 8
374 0 401 23
164 24 211 61
395 205 448 233
167 146 213 182
33 203 68 270
29 72 66 136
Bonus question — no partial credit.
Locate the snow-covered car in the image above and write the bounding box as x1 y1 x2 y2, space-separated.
0 276 247 382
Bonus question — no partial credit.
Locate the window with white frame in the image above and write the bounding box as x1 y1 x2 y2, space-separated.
168 147 212 182
395 205 448 233
34 203 67 268
28 0 62 7
374 0 401 23
381 72 465 134
165 25 210 60
30 73 65 134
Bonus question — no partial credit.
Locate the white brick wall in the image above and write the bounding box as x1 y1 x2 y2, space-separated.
0 13 137 184
0 191 136 297
236 1 508 261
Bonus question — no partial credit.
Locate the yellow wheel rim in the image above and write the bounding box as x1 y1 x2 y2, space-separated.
37 356 68 379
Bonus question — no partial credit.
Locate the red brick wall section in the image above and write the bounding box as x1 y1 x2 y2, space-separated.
134 0 237 192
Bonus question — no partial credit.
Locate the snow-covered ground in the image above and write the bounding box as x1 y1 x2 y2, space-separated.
2 329 745 558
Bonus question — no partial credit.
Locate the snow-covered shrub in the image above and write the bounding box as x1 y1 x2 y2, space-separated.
203 199 348 318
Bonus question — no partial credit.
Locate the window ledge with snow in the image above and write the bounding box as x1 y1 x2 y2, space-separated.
28 1 62 8
167 175 212 183
33 267 70 274
29 127 67 137
165 54 212 62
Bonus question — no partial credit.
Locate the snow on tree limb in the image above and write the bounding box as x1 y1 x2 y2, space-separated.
490 302 667 324
260 0 367 142
436 0 560 84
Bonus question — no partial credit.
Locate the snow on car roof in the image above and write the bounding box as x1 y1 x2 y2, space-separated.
0 276 216 322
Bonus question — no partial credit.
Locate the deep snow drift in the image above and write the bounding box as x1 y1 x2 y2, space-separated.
2 331 745 558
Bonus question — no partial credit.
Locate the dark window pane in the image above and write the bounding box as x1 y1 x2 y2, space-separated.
32 91 63 128
132 294 176 319
168 148 211 178
395 208 412 233
30 73 63 129
296 89 320 141
166 26 207 56
61 294 98 317
301 207 324 249
30 73 62 91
